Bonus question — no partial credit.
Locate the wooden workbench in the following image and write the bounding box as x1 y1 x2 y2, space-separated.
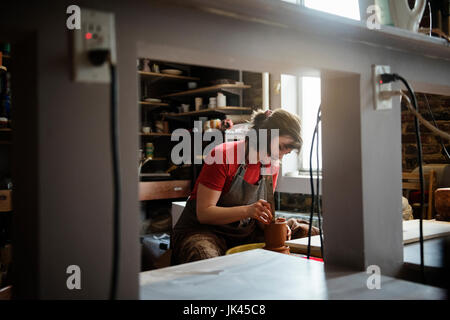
286 219 450 257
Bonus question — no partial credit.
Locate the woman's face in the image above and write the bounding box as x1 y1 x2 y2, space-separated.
272 135 295 160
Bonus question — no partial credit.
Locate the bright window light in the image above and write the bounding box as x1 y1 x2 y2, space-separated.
281 74 297 115
301 77 321 170
281 75 322 173
281 74 299 175
304 0 361 21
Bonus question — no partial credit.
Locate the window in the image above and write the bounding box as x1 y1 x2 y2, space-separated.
282 0 361 21
281 75 321 174
301 77 322 171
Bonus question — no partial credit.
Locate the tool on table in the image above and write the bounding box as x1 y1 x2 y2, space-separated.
263 171 290 254
264 174 276 223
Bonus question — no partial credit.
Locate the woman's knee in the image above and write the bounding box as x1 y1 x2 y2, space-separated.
173 233 227 264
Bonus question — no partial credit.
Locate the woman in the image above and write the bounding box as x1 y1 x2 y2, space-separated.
171 109 316 265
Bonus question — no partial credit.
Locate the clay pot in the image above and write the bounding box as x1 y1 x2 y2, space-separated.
264 217 290 254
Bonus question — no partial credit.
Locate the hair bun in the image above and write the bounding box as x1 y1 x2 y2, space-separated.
251 110 268 129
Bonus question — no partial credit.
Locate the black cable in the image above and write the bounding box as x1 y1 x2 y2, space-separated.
307 105 322 259
393 74 425 283
315 107 324 259
87 49 121 299
307 116 317 259
423 93 450 162
109 62 121 300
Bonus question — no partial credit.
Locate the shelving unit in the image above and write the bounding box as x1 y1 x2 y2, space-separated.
162 83 251 98
138 71 199 81
141 157 167 161
139 101 170 107
139 132 172 137
164 107 252 117
0 129 12 145
138 61 196 203
137 58 259 203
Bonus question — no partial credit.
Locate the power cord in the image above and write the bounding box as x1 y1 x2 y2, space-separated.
381 88 450 283
307 105 323 259
379 73 426 282
315 107 324 259
88 49 121 300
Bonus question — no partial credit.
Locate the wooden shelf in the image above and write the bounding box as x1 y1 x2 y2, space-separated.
162 84 251 98
140 133 171 136
0 129 12 145
164 107 253 117
138 71 199 81
139 179 191 201
142 157 167 161
139 101 170 107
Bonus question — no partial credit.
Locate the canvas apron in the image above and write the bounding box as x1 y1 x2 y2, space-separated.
171 163 273 263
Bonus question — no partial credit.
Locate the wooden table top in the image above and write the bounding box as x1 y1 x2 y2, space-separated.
140 249 446 300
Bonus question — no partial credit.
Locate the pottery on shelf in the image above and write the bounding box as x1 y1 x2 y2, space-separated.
373 0 426 32
389 0 426 32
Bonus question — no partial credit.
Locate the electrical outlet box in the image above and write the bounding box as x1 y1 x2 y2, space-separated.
72 8 116 83
372 65 392 110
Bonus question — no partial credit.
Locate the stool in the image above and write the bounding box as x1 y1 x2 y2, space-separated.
435 188 450 221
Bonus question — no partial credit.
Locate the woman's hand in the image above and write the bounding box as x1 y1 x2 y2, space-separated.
286 224 291 240
246 199 273 224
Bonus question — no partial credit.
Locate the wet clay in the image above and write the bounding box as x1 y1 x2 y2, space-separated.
263 217 290 254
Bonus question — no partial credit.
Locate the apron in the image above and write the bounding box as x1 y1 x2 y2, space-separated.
172 163 274 249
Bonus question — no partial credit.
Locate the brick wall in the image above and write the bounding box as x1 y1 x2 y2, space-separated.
401 92 450 171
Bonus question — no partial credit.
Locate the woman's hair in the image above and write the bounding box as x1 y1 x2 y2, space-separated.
249 108 302 151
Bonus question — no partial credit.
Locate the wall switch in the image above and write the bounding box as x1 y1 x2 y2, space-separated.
372 65 392 110
72 8 116 83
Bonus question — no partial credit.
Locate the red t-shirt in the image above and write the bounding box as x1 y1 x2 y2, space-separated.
189 140 279 200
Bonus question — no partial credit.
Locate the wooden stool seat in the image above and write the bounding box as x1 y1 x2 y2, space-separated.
402 170 436 219
435 188 450 221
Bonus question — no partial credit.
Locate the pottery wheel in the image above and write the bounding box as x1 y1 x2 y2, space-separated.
263 245 290 255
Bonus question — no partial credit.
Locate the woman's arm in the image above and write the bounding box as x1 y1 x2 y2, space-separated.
196 183 273 225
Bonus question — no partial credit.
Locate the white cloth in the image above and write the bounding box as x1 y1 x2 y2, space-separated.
402 196 413 220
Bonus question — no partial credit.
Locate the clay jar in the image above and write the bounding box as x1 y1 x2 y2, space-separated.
264 217 290 254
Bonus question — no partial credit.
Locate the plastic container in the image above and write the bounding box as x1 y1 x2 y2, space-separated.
217 92 226 107
145 142 154 159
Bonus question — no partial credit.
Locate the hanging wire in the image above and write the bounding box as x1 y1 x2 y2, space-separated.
422 93 450 161
307 104 322 259
315 106 324 258
395 74 426 283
